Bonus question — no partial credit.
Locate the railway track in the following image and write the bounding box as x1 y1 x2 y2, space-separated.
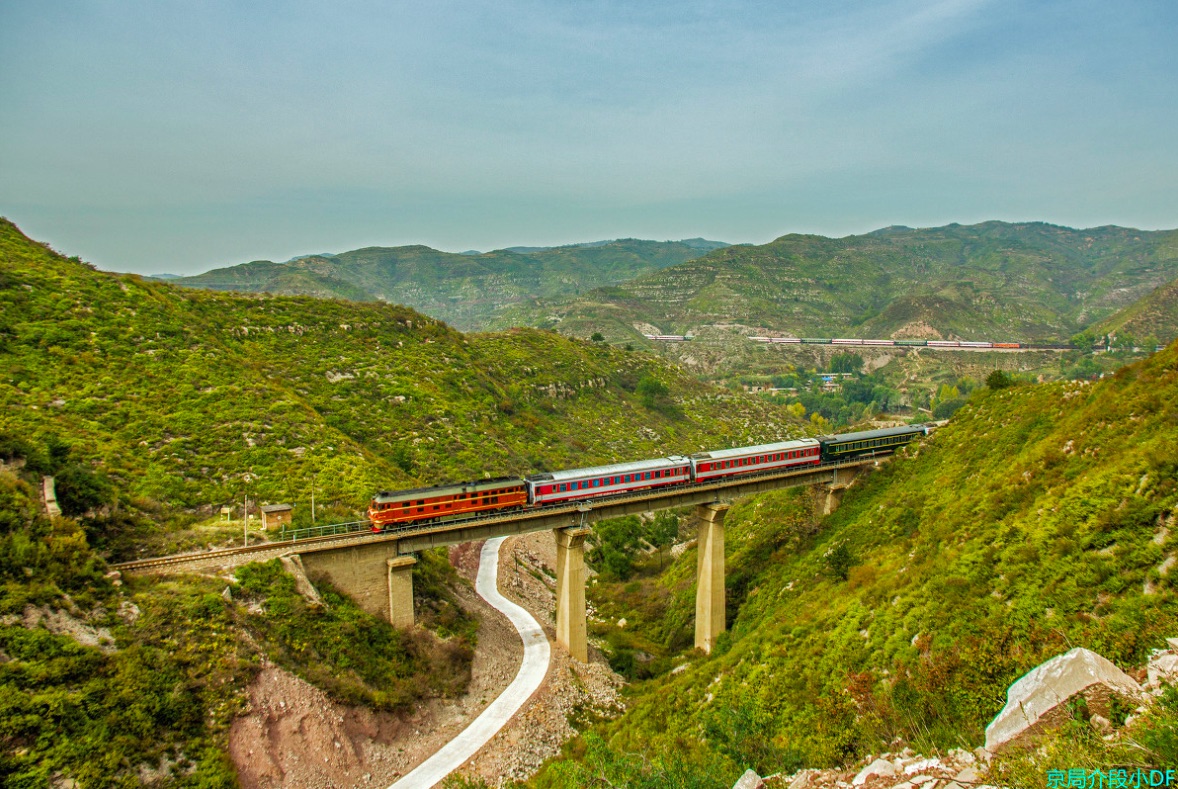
113 456 883 574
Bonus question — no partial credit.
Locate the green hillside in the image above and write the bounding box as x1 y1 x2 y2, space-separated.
535 342 1178 786
163 238 724 332
503 222 1178 345
0 219 796 551
0 219 781 786
1096 275 1178 346
0 441 483 787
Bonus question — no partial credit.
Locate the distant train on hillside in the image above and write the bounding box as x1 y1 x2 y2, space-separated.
749 336 1024 348
368 425 929 530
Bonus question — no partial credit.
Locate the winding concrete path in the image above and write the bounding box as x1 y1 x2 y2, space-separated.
390 536 551 789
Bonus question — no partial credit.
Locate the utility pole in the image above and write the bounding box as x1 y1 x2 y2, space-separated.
311 477 316 524
243 489 248 547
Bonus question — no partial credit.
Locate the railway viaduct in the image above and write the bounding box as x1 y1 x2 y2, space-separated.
116 460 872 660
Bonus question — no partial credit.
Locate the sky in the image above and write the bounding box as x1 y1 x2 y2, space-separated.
1 0 1176 275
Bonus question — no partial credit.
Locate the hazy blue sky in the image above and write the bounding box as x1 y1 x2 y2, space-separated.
2 0 1176 274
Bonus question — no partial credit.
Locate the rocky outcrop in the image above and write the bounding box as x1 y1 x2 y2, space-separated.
42 475 61 517
984 647 1142 753
1146 640 1178 690
772 748 986 789
279 554 325 607
733 768 765 789
853 759 897 785
757 640 1178 789
7 604 117 654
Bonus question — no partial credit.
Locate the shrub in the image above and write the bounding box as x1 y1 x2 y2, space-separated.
986 369 1013 389
824 543 854 580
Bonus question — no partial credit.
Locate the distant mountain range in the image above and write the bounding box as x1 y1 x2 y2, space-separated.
158 238 728 332
502 238 728 255
155 223 1178 345
497 222 1178 344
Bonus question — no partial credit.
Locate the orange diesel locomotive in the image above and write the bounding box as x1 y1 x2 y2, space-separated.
368 476 527 529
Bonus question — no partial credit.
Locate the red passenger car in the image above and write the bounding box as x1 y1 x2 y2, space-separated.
690 438 821 483
525 456 691 506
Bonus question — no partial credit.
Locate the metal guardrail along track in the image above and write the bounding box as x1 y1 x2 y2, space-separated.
113 455 884 573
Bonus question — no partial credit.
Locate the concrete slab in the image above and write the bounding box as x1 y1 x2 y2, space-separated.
390 536 551 789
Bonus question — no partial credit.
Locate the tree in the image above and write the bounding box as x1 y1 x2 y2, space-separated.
986 369 1013 389
933 384 960 408
829 352 864 374
593 515 641 580
54 464 113 516
590 332 605 342
1070 329 1096 351
824 543 854 580
1064 355 1101 380
870 385 901 411
648 511 679 549
636 376 670 409
933 397 966 419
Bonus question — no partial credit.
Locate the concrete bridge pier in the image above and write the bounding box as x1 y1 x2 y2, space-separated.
299 541 417 628
554 526 592 662
387 555 417 629
823 466 859 515
694 503 730 653
823 488 843 515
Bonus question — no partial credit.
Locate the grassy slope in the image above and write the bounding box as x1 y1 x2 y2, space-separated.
504 222 1178 344
0 219 804 784
536 342 1178 786
1096 275 1178 345
0 220 794 786
0 218 801 558
0 464 478 787
166 239 716 331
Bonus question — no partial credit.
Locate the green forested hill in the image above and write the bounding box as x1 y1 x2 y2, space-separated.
0 219 774 787
1096 275 1178 345
537 342 1178 786
162 238 724 331
0 423 484 787
0 218 792 553
504 222 1178 344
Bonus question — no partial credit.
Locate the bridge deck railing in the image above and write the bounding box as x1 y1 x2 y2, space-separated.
279 519 371 542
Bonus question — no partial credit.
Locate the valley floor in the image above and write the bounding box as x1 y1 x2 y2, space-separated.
227 532 624 788
228 568 521 788
454 531 624 786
